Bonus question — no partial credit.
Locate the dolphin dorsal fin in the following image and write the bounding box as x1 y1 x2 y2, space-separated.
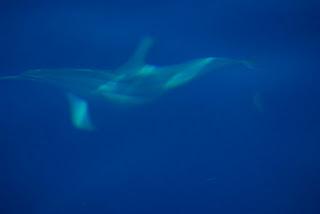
117 37 154 73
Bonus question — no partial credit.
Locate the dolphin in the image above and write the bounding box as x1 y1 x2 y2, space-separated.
0 37 251 130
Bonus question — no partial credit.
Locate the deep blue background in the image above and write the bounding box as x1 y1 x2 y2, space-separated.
0 0 319 213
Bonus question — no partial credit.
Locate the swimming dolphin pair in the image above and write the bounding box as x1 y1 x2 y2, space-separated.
0 37 251 130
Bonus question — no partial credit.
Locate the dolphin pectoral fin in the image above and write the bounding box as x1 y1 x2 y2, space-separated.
66 93 94 131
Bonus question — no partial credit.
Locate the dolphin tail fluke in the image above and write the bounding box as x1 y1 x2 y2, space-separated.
66 93 94 131
237 59 255 70
205 58 253 70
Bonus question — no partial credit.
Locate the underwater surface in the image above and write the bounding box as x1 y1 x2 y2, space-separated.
0 0 319 213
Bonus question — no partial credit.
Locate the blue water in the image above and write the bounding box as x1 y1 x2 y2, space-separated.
0 1 319 213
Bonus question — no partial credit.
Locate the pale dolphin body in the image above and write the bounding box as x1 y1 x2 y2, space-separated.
0 38 250 130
